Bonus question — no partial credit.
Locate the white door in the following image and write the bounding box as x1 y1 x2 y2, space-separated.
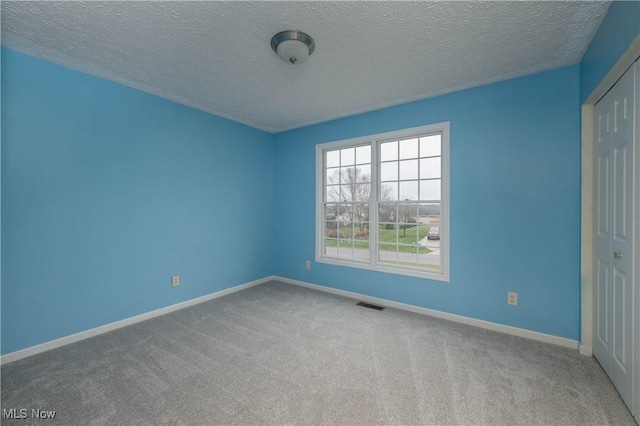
594 61 636 414
594 76 613 379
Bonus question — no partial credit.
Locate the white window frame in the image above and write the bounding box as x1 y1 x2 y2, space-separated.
315 122 450 282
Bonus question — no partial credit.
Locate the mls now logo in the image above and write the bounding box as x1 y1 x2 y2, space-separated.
3 408 56 419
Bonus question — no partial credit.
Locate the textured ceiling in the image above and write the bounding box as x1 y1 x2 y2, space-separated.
1 1 610 133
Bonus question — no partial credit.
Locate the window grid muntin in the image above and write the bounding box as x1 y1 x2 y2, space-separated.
323 144 371 264
374 133 442 271
324 136 441 270
317 123 448 281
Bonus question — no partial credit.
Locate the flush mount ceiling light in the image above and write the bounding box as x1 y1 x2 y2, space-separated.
271 30 315 65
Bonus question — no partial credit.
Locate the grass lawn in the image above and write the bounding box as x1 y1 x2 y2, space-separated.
326 224 433 254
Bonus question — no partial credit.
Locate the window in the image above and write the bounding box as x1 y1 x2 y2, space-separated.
316 122 449 281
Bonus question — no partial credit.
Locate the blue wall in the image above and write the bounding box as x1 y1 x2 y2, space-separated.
274 65 581 340
1 48 275 354
4 2 634 354
580 0 640 101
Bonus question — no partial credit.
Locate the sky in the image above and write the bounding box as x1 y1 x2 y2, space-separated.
325 134 442 202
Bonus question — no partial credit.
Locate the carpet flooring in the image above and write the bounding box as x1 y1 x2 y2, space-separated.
1 280 636 425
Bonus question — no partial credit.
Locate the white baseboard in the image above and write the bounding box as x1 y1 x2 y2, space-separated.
2 274 582 364
579 345 593 357
275 276 580 351
0 276 274 365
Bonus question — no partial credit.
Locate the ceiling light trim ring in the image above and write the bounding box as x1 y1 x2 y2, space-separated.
271 30 316 64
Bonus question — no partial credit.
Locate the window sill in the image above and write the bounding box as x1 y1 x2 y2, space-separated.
316 256 450 282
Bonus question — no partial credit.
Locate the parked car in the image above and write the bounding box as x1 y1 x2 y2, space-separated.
427 227 440 240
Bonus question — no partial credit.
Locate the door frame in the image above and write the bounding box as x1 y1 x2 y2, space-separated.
581 35 640 418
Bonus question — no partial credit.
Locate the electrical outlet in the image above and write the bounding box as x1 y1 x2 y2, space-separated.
507 292 518 306
305 260 311 270
172 275 180 287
